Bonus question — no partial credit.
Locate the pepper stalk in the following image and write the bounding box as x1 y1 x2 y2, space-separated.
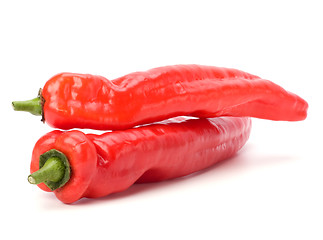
12 97 42 116
28 149 71 191
12 89 45 121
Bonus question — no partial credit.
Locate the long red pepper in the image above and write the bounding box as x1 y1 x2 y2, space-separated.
12 65 308 130
28 117 251 203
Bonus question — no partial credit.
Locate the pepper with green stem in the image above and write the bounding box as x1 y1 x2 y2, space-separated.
12 65 308 131
29 117 251 203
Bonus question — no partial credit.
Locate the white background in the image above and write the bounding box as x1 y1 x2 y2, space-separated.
1 0 322 239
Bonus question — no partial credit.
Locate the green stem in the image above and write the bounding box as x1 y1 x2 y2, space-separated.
28 157 65 185
28 149 71 191
12 97 42 116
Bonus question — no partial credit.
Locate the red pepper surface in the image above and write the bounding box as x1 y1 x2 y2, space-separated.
13 65 308 130
30 117 251 203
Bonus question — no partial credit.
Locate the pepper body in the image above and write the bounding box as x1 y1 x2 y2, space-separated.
40 65 307 130
30 117 251 203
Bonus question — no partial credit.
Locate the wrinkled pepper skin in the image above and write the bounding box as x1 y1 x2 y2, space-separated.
31 117 251 203
41 65 308 130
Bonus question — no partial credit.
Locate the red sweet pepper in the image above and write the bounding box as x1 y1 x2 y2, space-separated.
28 117 251 203
12 65 308 130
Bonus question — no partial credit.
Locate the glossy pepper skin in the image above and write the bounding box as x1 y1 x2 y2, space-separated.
30 117 251 203
19 65 307 130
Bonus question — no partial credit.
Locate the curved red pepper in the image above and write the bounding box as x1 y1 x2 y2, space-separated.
30 117 251 203
14 65 308 130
